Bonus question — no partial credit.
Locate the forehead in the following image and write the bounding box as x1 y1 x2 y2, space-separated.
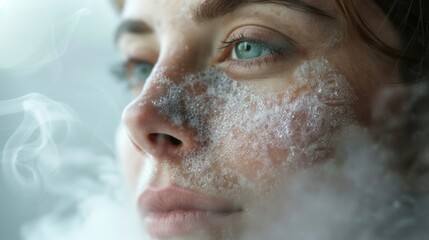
116 0 343 50
122 0 196 18
121 0 336 22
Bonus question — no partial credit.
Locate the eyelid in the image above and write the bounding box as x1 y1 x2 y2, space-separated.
222 26 297 49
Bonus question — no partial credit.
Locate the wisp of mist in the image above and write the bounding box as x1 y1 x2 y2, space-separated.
1 0 140 239
6 73 428 240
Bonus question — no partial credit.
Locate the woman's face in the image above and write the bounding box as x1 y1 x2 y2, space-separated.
115 0 398 239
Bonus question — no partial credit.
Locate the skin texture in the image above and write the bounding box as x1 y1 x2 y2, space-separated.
115 0 400 239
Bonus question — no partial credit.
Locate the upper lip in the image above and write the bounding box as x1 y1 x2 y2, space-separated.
138 186 241 215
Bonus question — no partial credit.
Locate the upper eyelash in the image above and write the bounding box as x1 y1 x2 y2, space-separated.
219 32 282 52
219 33 255 50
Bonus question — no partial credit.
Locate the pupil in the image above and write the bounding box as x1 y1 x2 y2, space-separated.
235 41 262 59
238 42 252 52
244 43 251 51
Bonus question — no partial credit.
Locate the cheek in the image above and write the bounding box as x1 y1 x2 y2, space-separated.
328 36 401 122
217 99 329 184
214 58 358 186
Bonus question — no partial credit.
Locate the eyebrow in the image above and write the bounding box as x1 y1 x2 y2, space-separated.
115 0 333 42
115 19 152 42
193 0 333 22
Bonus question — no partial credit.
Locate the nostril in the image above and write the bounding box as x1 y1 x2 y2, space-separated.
168 135 182 146
149 133 183 147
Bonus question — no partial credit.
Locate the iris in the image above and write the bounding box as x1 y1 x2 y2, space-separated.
132 62 153 83
234 41 264 59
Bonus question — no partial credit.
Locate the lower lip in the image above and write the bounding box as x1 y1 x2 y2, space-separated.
145 210 240 238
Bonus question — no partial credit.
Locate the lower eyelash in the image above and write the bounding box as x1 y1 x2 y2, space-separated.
225 52 286 70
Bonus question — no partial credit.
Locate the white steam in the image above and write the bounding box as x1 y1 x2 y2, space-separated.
1 0 139 239
2 74 428 240
0 94 142 240
1 93 77 195
241 83 429 240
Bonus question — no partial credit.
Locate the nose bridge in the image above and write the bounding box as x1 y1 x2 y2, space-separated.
157 18 213 77
122 36 205 162
158 36 206 80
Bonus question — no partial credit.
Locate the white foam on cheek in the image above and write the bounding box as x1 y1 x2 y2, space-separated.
149 58 357 199
216 58 356 170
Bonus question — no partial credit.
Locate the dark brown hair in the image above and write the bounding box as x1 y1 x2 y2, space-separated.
335 0 429 82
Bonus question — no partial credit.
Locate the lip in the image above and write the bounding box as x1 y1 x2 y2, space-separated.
138 186 242 238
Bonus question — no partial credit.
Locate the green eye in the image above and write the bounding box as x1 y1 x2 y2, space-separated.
132 61 154 84
233 41 267 60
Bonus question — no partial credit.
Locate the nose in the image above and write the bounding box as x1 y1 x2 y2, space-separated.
122 63 202 162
